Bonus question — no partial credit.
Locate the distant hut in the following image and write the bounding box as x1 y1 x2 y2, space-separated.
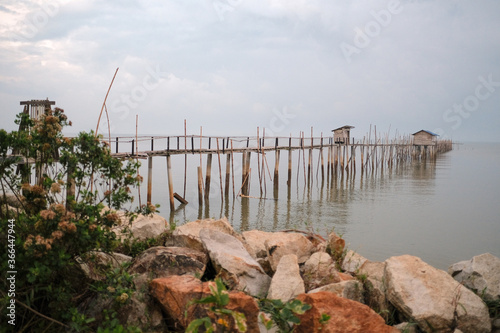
412 130 438 146
332 125 354 144
20 98 56 121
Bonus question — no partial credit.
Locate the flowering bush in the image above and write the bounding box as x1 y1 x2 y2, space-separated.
0 108 141 331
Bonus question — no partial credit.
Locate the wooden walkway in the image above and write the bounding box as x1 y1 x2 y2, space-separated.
104 133 453 212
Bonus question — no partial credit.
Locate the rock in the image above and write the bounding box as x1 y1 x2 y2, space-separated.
267 254 305 302
358 261 394 322
393 322 418 333
341 250 369 274
302 252 341 291
385 255 491 333
77 251 132 281
150 275 211 329
150 275 260 332
294 292 399 333
338 272 355 281
448 253 500 301
113 211 167 241
80 289 165 332
493 318 500 329
200 228 271 297
309 280 364 303
168 217 246 253
221 290 261 333
128 246 208 291
115 292 166 332
326 231 346 259
242 230 272 259
265 232 316 272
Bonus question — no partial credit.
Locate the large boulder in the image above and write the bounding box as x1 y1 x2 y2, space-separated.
385 255 491 333
150 275 210 329
358 261 394 322
294 292 399 333
167 217 246 252
309 280 364 303
80 291 166 332
448 253 500 301
150 275 260 332
77 251 132 281
267 254 305 302
341 250 369 274
200 228 271 297
112 211 168 241
264 232 316 272
302 252 341 291
128 246 208 291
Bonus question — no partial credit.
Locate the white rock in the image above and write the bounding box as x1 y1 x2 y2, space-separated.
341 250 369 274
449 253 500 301
302 252 340 291
200 229 271 297
267 254 304 302
264 232 316 272
385 255 491 333
309 280 364 303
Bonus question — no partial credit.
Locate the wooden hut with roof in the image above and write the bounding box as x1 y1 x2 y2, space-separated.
332 125 354 144
412 130 438 146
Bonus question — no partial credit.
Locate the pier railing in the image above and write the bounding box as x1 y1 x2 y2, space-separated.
103 133 452 211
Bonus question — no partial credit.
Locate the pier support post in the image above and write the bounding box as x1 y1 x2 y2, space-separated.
205 154 212 201
147 156 153 204
274 149 280 194
166 155 175 211
225 153 231 197
197 166 203 206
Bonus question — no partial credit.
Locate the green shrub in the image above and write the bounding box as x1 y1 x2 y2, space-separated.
0 108 141 331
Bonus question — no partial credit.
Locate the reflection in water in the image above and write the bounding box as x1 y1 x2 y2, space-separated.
138 143 500 269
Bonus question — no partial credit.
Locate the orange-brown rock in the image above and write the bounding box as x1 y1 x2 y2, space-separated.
294 291 399 333
326 231 345 259
149 275 260 331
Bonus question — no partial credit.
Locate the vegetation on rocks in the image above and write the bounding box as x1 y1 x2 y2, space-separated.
0 109 144 331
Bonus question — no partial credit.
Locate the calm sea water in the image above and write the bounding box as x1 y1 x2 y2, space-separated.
133 142 500 270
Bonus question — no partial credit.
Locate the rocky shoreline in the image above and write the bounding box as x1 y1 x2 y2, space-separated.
77 215 500 333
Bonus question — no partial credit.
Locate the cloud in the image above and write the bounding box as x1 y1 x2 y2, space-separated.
1 0 499 142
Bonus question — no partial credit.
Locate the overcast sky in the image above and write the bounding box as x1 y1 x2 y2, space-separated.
1 0 499 142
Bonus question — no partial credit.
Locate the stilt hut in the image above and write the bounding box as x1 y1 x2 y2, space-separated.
412 130 438 146
332 125 354 144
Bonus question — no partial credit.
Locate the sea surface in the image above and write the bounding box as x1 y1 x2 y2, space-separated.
131 141 500 270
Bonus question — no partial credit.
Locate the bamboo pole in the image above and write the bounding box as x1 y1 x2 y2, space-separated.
197 166 203 206
216 138 223 201
205 153 212 201
225 152 231 197
231 140 235 199
166 155 175 211
257 127 262 197
274 149 280 191
183 119 187 198
147 156 153 204
287 135 292 187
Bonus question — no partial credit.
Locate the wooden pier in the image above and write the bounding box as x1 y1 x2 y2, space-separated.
107 129 453 212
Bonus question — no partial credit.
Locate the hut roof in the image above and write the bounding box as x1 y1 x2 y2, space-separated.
332 125 355 132
412 130 439 136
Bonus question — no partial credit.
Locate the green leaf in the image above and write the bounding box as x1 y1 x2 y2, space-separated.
186 317 213 333
232 311 248 332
